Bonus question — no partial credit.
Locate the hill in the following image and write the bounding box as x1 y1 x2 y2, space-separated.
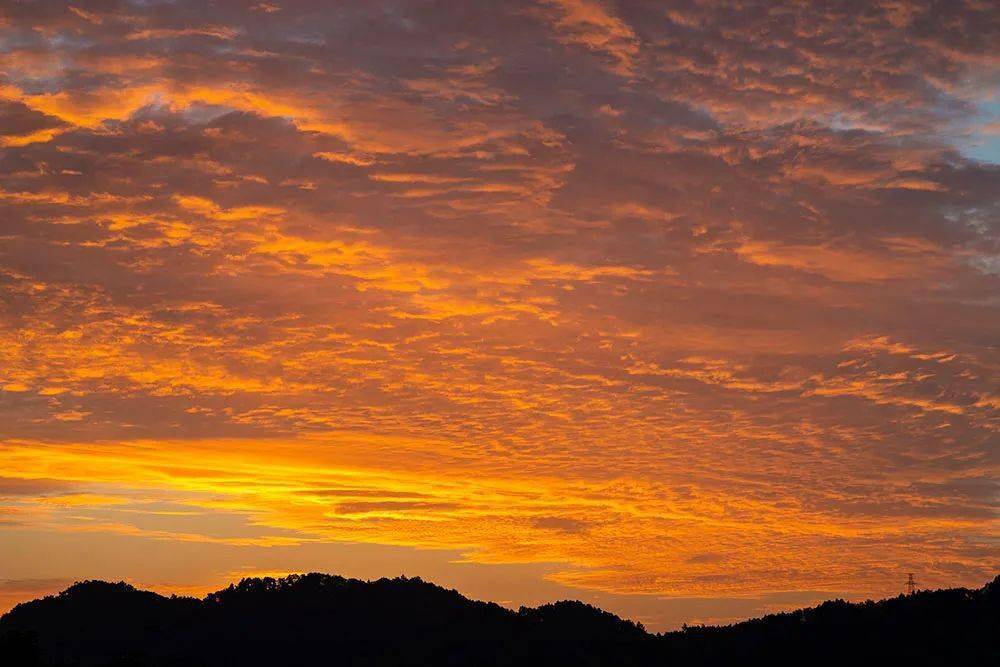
0 573 995 665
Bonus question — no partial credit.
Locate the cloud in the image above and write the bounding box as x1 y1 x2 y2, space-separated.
0 99 67 146
0 0 996 625
539 0 640 76
0 477 75 497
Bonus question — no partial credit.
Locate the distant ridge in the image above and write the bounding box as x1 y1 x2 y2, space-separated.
1 573 996 666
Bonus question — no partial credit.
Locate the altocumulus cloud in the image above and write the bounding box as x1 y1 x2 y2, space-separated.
0 0 997 626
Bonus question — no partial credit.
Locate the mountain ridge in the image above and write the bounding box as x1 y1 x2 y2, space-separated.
1 572 996 665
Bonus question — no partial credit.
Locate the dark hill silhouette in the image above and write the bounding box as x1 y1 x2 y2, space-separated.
0 572 995 666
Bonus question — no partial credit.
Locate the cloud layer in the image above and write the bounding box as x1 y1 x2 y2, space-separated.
1 0 997 627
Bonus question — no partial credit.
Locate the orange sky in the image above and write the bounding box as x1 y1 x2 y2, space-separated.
0 0 997 630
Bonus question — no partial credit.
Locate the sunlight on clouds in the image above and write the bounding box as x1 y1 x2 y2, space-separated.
1 435 989 598
0 0 997 628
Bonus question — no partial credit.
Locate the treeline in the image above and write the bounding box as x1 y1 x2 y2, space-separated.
1 572 996 665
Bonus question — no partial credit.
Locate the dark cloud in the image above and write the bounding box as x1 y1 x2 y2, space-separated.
0 477 74 497
531 517 590 533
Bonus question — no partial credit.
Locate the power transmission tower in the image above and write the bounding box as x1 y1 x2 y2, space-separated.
905 573 917 596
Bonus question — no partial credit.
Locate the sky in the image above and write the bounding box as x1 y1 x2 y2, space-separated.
0 0 997 631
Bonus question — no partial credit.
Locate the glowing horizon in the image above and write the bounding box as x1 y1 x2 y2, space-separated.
0 0 997 630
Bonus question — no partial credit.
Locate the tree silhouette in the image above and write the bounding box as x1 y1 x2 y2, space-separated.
1 573 995 666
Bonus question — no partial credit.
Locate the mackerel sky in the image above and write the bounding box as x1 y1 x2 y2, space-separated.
0 0 997 629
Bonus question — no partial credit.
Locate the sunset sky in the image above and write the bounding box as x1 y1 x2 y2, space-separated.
0 0 997 630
